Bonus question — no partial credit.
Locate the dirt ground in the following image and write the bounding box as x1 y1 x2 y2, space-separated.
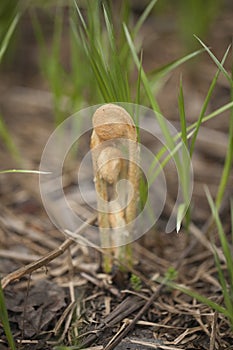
0 3 233 350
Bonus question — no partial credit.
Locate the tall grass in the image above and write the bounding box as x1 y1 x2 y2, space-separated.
0 280 16 350
159 44 233 328
30 2 96 125
166 189 233 330
0 12 21 162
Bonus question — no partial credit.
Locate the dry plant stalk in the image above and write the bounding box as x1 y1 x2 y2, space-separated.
90 104 139 272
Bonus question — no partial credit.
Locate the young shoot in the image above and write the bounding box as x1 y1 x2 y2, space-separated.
90 104 139 272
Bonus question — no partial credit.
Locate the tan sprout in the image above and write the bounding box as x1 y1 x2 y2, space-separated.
97 147 122 185
92 103 136 141
90 103 139 272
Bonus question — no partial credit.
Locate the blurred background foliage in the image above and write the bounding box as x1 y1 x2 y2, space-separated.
0 0 230 74
0 0 230 72
0 0 232 119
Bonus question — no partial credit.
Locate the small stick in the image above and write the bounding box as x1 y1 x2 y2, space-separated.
1 215 97 289
104 283 165 350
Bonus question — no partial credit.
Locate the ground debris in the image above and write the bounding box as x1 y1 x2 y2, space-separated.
3 279 66 338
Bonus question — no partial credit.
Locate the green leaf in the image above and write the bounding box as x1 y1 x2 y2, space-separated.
134 0 158 36
205 187 233 296
167 280 230 317
0 114 21 162
190 45 231 157
0 13 20 64
194 36 232 84
0 280 16 350
215 57 233 209
178 76 188 148
149 48 205 82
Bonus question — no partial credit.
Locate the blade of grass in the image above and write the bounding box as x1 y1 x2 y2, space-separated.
124 23 160 111
148 99 233 187
71 20 112 101
0 12 20 64
215 57 233 209
178 77 192 231
205 187 233 326
124 24 169 134
133 0 158 36
0 280 16 350
0 14 21 162
191 100 233 126
148 97 233 203
194 36 232 84
205 187 233 293
72 5 112 101
49 3 65 124
178 76 188 147
166 279 231 318
149 48 205 83
157 98 233 170
0 169 51 174
31 5 67 124
118 0 158 78
213 246 233 321
124 24 193 231
190 45 231 157
231 198 233 245
0 114 21 162
103 4 130 101
136 51 143 107
74 1 130 102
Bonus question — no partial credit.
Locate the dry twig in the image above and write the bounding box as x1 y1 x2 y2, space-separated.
1 214 97 289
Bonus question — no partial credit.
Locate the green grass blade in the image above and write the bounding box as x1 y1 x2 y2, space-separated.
0 14 21 162
0 115 21 162
74 1 130 103
178 77 191 231
149 99 233 186
103 5 130 101
124 23 178 148
178 76 188 147
72 4 109 101
0 169 51 174
205 187 233 292
188 100 233 130
136 51 143 108
73 0 87 31
124 24 193 229
149 48 205 82
190 45 231 157
134 0 158 36
0 13 20 64
0 280 16 350
231 198 233 245
148 128 195 187
213 246 233 319
215 58 233 209
167 280 230 318
194 36 232 84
